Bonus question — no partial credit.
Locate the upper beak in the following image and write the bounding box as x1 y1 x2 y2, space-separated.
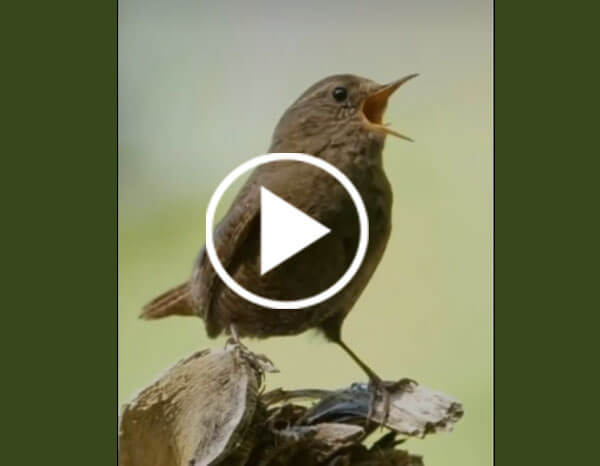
361 73 418 142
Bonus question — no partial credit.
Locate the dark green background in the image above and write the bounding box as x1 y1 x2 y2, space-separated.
3 1 117 464
495 1 597 465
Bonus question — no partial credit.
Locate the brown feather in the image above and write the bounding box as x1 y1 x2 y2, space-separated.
140 282 193 320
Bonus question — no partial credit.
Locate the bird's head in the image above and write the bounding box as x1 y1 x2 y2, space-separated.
271 73 418 153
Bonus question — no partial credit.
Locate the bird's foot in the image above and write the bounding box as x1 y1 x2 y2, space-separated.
226 337 279 375
367 377 417 427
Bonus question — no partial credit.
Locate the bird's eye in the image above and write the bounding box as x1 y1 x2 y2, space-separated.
332 87 348 102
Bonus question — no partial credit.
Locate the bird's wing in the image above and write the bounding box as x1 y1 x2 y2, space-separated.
191 173 261 322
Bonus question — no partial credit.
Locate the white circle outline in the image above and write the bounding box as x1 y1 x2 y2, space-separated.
205 153 369 310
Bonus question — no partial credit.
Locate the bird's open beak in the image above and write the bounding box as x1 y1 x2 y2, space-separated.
361 73 418 142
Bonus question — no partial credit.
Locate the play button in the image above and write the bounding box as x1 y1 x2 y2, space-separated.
260 187 331 275
205 153 368 310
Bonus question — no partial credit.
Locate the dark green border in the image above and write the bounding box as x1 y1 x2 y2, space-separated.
4 1 117 464
495 1 596 464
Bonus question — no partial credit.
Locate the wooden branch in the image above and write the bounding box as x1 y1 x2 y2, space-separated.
119 344 463 466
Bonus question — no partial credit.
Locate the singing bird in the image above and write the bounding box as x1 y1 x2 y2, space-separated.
142 73 418 409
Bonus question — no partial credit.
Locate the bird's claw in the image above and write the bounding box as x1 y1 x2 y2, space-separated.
226 337 279 375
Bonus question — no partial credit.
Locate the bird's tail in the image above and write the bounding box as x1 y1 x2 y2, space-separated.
140 282 194 320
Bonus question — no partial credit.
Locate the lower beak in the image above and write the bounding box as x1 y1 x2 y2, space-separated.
361 73 418 142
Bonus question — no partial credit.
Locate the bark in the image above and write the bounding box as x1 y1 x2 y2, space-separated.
119 344 463 466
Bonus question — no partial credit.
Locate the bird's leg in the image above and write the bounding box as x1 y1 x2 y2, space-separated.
229 323 242 345
227 323 253 355
227 324 278 375
335 339 415 426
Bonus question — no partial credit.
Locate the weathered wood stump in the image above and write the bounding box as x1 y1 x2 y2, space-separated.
119 344 463 466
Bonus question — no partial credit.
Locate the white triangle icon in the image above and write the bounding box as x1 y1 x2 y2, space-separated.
260 187 331 275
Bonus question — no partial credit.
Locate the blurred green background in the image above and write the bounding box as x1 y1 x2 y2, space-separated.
119 1 492 465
